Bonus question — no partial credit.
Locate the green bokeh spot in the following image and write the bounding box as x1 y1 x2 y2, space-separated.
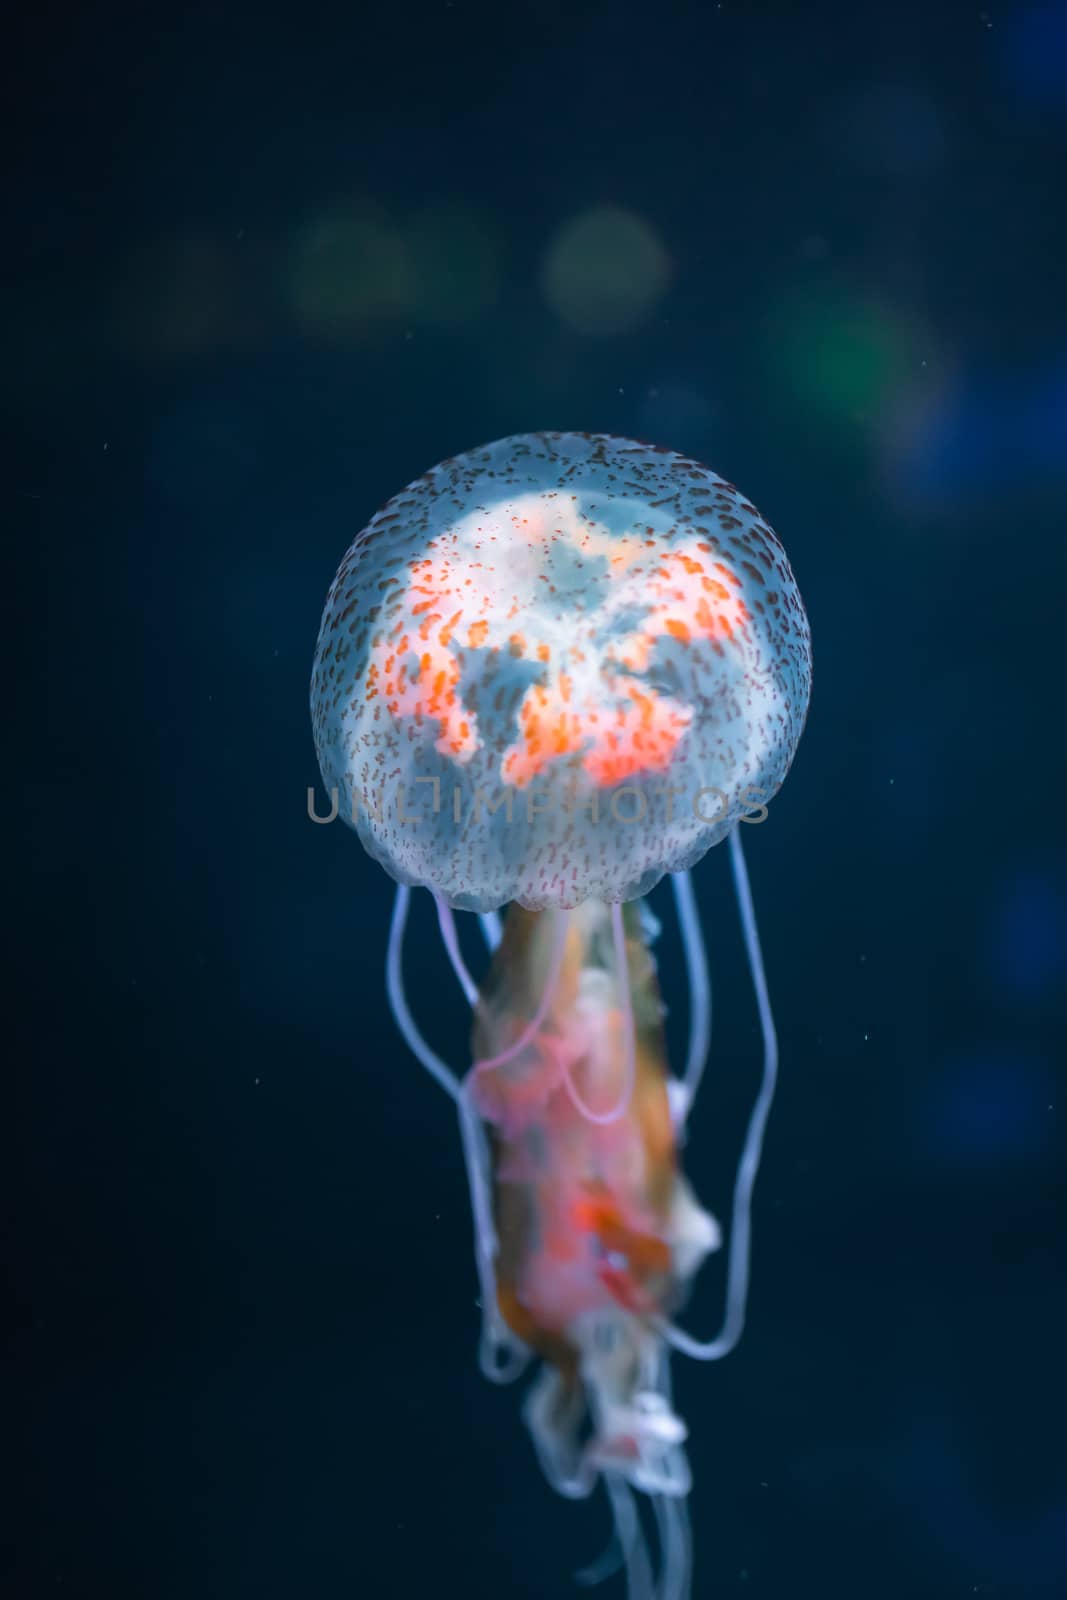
769 286 915 428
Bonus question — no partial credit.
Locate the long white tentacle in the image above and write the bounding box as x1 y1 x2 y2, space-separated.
657 828 779 1361
385 884 527 1382
669 870 712 1129
385 885 460 1102
434 893 479 1006
558 901 636 1127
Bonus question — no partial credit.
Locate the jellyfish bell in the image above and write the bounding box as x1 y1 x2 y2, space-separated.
311 431 811 911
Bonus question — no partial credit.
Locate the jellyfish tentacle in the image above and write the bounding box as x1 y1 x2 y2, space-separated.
668 870 712 1131
457 1079 530 1385
434 892 478 1006
575 1527 625 1589
387 885 527 1381
653 1489 692 1600
577 1472 692 1598
557 900 637 1128
604 1473 656 1600
523 1365 598 1500
386 884 460 1102
471 908 570 1076
478 909 503 954
655 828 779 1362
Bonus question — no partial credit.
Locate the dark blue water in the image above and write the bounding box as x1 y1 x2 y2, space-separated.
10 2 1066 1596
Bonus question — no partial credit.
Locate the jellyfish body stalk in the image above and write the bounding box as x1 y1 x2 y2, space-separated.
383 838 777 1599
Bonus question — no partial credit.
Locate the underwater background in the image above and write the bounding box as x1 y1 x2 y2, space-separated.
10 1 1067 1595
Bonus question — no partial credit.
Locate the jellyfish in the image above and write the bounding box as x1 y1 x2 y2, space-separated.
310 432 811 1598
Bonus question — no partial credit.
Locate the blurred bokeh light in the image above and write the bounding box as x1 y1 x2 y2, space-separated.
1003 2 1067 109
883 356 1067 509
990 865 1067 998
541 205 670 336
288 207 413 340
763 280 921 434
921 1048 1055 1168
